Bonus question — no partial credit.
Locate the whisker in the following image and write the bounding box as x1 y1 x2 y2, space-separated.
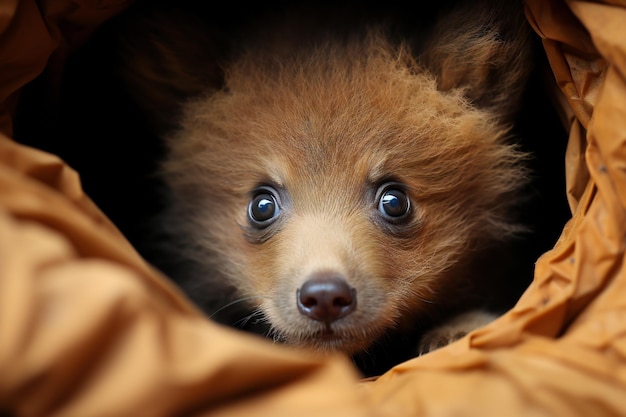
234 308 267 329
208 295 264 320
265 325 286 344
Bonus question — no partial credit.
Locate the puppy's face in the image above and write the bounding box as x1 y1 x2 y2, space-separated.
162 37 525 354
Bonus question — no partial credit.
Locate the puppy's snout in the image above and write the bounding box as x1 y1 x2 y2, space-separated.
297 273 357 325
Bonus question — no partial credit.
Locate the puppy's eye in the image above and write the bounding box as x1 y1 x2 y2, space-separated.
248 187 280 227
377 183 410 220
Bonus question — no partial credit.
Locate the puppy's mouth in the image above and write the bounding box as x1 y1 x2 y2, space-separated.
284 322 378 354
313 325 342 341
299 333 356 352
319 326 337 337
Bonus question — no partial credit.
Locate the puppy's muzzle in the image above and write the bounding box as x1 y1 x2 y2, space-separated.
296 272 357 327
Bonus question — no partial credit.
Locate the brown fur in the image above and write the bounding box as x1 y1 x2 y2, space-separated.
115 1 533 358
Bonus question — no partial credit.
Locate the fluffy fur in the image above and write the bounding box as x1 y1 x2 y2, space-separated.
115 1 533 359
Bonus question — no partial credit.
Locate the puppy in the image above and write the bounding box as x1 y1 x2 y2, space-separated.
114 1 533 364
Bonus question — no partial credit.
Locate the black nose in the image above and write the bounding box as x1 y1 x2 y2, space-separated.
297 272 357 324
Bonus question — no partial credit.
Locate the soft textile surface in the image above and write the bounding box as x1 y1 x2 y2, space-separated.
1 0 625 415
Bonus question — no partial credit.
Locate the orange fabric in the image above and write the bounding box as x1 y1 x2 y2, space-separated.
2 0 626 416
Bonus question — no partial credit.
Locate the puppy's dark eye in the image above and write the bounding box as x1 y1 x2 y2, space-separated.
377 183 410 220
248 188 280 227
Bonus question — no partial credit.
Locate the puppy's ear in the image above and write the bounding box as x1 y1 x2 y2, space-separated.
112 5 226 133
420 1 533 121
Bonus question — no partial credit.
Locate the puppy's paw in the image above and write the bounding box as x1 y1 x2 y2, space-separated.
417 310 497 355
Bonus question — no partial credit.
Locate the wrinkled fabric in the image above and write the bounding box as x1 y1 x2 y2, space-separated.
1 0 626 416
